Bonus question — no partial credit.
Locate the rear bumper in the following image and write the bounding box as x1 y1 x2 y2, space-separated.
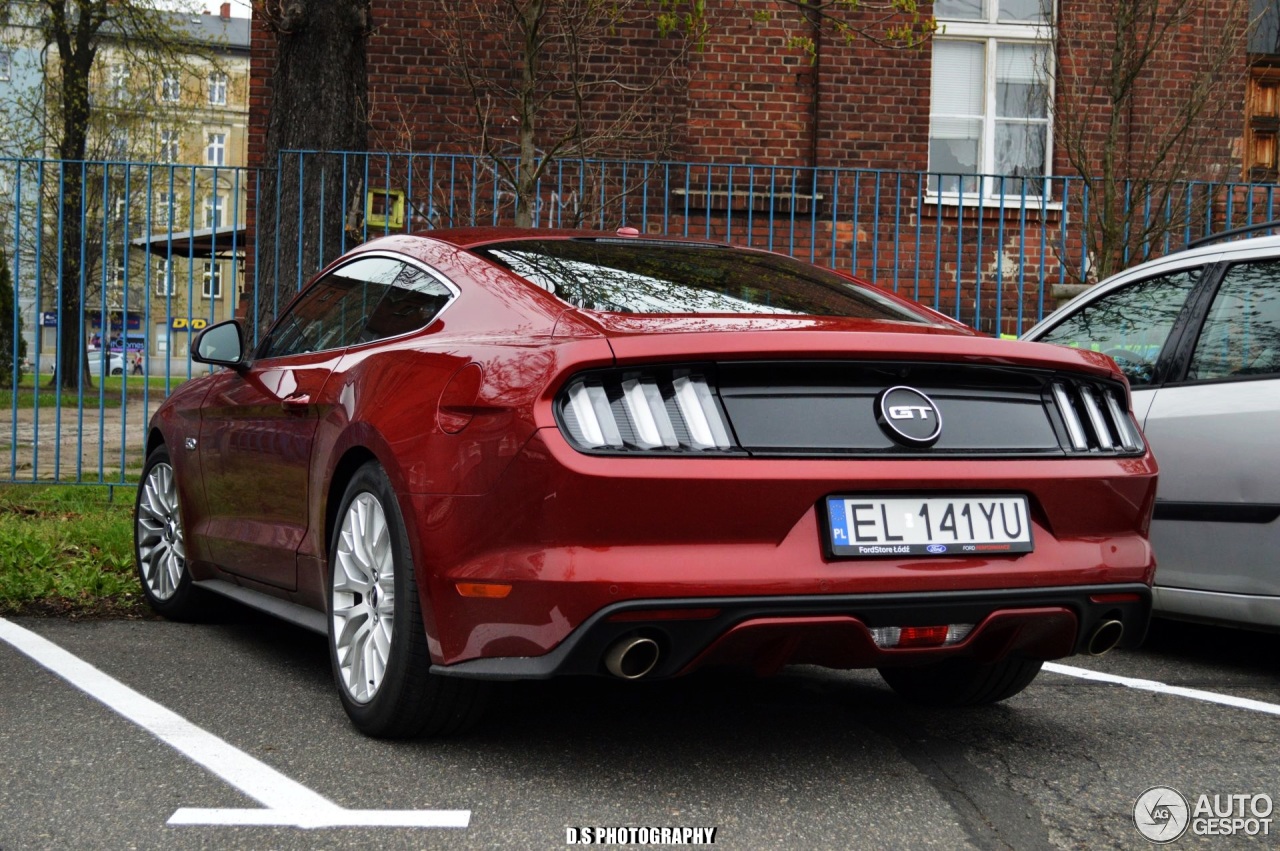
431 583 1151 680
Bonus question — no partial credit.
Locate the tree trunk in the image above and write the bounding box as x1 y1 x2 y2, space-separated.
52 45 94 390
254 0 372 336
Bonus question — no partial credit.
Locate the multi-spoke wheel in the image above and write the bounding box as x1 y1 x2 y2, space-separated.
134 444 203 619
332 492 397 704
328 461 488 738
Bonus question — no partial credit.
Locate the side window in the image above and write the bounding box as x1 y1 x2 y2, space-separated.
257 257 451 360
1187 261 1280 381
1036 269 1200 386
359 264 453 343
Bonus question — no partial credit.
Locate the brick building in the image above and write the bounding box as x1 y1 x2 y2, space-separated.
246 0 1265 334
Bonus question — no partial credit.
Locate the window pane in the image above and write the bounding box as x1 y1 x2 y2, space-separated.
472 241 930 321
998 0 1048 23
935 0 983 20
1038 270 1201 386
994 122 1046 178
932 41 984 117
996 43 1048 119
360 266 453 342
1188 261 1280 380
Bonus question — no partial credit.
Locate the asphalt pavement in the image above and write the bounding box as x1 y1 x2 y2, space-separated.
1 612 1277 850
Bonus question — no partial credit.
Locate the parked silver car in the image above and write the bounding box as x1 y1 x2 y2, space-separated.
1023 226 1280 631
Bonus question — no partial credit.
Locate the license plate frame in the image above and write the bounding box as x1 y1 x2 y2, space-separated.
824 495 1034 558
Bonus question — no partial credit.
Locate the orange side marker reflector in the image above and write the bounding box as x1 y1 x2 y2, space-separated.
455 582 513 599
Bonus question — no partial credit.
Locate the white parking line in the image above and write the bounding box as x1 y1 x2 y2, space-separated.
0 618 470 829
1045 662 1280 717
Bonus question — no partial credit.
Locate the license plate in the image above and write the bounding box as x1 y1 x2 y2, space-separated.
825 495 1034 557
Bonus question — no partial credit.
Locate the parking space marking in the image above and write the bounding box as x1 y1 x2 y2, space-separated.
1046 662 1280 717
0 618 471 829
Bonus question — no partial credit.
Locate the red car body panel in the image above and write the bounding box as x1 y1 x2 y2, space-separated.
149 229 1158 681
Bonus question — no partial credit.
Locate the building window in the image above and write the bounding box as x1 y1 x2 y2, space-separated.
208 72 227 106
109 63 130 104
203 194 226 228
206 132 225 166
161 71 181 103
928 0 1053 197
155 260 175 297
155 190 172 226
159 129 179 163
203 262 222 299
108 130 130 161
0 51 12 82
1246 65 1280 182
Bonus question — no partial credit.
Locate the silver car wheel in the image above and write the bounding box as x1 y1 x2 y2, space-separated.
332 492 396 705
135 462 186 601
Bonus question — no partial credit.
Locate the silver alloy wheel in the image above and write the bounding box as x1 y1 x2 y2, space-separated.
332 492 396 704
136 462 186 601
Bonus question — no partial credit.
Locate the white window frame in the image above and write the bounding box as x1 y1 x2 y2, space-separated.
160 70 181 103
155 190 173 226
928 2 1055 205
159 128 179 163
203 193 226 228
203 261 222 299
205 131 226 166
155 259 175 297
109 63 129 104
0 50 12 82
208 72 228 106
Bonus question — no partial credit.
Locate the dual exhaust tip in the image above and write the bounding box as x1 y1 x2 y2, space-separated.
604 636 661 679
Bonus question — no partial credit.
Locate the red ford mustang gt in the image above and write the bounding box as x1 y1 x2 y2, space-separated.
135 228 1157 737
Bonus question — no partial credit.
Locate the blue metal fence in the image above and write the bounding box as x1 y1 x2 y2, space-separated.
4 150 1280 484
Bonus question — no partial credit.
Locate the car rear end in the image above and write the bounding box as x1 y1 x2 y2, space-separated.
420 236 1157 701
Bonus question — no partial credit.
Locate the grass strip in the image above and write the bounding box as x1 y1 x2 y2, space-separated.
0 484 148 618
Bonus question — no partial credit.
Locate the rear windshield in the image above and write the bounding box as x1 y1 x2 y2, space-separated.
469 238 930 322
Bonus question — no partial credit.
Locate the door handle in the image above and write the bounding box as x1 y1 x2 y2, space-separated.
281 393 311 411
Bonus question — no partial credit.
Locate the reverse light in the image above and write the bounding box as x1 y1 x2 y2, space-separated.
869 624 974 649
557 366 740 454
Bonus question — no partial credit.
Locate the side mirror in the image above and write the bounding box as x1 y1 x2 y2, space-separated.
192 320 246 369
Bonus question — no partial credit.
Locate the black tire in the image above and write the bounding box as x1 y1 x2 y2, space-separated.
134 444 205 620
328 461 488 738
879 657 1043 706
110 367 123 376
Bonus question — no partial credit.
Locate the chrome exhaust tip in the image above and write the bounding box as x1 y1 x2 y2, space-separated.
1087 620 1125 656
604 636 661 679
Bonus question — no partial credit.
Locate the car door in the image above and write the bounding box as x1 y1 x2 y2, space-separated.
1140 258 1280 601
197 255 411 590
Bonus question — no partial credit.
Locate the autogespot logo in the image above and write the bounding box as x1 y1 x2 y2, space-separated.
1134 786 1190 844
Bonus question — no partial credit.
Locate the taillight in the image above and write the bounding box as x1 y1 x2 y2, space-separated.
556 366 741 454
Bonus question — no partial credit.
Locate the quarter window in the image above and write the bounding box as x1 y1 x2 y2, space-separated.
1036 269 1201 386
257 257 453 360
1187 261 1280 381
929 0 1052 197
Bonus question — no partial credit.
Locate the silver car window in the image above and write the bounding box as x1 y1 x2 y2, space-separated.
1036 269 1200 386
1188 260 1280 381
